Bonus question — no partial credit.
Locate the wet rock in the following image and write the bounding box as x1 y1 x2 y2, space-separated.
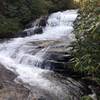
0 31 29 39
0 16 48 39
0 33 15 39
33 16 48 27
0 64 17 81
14 31 28 37
41 50 73 72
42 59 66 70
23 16 48 36
34 27 43 34
38 16 48 27
25 21 34 29
0 64 31 100
0 82 30 100
25 16 48 29
46 52 72 62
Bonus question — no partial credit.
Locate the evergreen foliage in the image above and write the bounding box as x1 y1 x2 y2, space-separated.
71 0 100 81
0 0 74 35
0 0 53 34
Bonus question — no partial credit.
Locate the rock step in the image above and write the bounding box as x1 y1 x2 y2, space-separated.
46 53 72 62
0 64 36 100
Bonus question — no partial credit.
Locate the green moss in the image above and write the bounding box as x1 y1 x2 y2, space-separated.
81 96 93 100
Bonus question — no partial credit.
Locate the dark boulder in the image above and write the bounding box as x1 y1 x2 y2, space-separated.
34 27 43 34
0 64 32 100
0 31 28 39
14 31 28 37
25 21 34 29
0 33 15 39
0 64 17 81
38 16 48 27
26 16 48 28
0 81 30 100
0 16 48 39
41 52 74 74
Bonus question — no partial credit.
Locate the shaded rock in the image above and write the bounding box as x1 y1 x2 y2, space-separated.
0 64 32 100
25 21 34 29
42 59 66 70
46 52 72 62
25 16 48 29
0 64 17 81
0 31 28 39
22 16 48 36
41 50 73 73
34 27 43 34
0 81 30 100
14 31 28 37
0 33 15 39
0 16 48 39
33 16 48 27
38 16 48 27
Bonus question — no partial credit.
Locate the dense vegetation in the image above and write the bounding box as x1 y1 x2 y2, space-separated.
1 0 100 99
0 0 74 36
70 0 100 99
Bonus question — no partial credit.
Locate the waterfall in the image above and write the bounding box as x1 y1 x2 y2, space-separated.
0 10 83 100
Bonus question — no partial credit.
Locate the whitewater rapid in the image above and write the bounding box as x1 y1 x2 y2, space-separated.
0 10 79 99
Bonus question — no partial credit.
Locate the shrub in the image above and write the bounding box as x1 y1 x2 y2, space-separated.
71 0 100 78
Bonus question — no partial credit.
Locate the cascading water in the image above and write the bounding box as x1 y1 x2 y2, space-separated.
0 10 84 100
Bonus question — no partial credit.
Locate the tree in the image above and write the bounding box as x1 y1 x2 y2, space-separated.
0 0 53 35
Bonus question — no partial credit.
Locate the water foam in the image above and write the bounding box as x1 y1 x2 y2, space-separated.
0 10 78 99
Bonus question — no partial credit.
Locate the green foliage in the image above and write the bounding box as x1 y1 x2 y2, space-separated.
49 0 74 12
81 96 93 100
0 0 75 35
0 0 53 35
0 15 21 33
71 0 100 78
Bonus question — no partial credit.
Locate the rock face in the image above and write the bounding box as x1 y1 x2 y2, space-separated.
15 16 48 38
0 16 48 39
33 27 43 34
0 64 17 81
30 16 48 28
30 40 74 74
14 31 28 38
0 82 30 100
0 64 31 100
0 33 15 39
42 52 72 71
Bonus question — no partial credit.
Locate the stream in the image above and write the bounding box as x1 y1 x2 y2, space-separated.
0 10 85 100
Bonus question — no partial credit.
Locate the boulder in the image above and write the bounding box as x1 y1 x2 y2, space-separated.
0 82 30 100
34 27 43 34
0 64 17 81
38 16 48 27
0 33 15 39
14 31 28 37
25 16 48 29
0 64 32 100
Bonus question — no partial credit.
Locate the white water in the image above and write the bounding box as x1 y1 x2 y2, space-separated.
0 10 78 99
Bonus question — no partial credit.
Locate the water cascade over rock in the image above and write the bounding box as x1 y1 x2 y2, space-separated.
0 10 87 100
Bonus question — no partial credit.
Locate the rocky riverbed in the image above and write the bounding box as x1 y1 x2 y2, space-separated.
0 64 31 100
0 10 94 100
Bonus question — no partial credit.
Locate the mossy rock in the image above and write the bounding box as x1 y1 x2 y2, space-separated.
81 96 93 100
95 7 100 14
